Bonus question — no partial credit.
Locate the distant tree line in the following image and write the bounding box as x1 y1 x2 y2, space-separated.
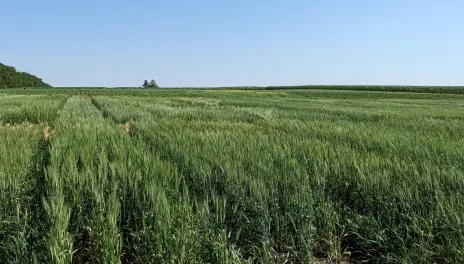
0 63 51 88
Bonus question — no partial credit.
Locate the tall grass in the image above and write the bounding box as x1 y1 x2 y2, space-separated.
94 90 464 263
0 95 67 124
0 93 68 263
0 89 463 263
0 125 43 263
43 96 241 263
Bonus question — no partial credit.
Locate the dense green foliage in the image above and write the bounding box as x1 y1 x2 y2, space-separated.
0 63 51 88
0 89 463 263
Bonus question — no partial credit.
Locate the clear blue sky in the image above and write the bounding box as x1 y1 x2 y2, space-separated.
1 0 463 87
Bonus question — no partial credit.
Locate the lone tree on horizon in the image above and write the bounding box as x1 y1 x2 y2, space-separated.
142 79 159 88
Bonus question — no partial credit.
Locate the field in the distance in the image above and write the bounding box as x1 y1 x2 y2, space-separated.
0 88 463 263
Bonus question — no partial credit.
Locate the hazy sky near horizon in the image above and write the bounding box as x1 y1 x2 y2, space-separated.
1 0 463 87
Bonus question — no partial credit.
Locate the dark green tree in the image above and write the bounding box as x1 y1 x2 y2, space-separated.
150 79 159 89
0 63 51 88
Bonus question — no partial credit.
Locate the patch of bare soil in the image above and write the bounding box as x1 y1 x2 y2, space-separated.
43 126 51 141
120 122 130 134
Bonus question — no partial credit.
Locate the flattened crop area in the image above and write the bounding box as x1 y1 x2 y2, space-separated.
0 89 463 263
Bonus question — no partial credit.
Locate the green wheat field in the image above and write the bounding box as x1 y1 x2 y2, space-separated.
0 87 463 263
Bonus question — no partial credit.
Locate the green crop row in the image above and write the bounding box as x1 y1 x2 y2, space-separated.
0 95 68 124
0 124 52 263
